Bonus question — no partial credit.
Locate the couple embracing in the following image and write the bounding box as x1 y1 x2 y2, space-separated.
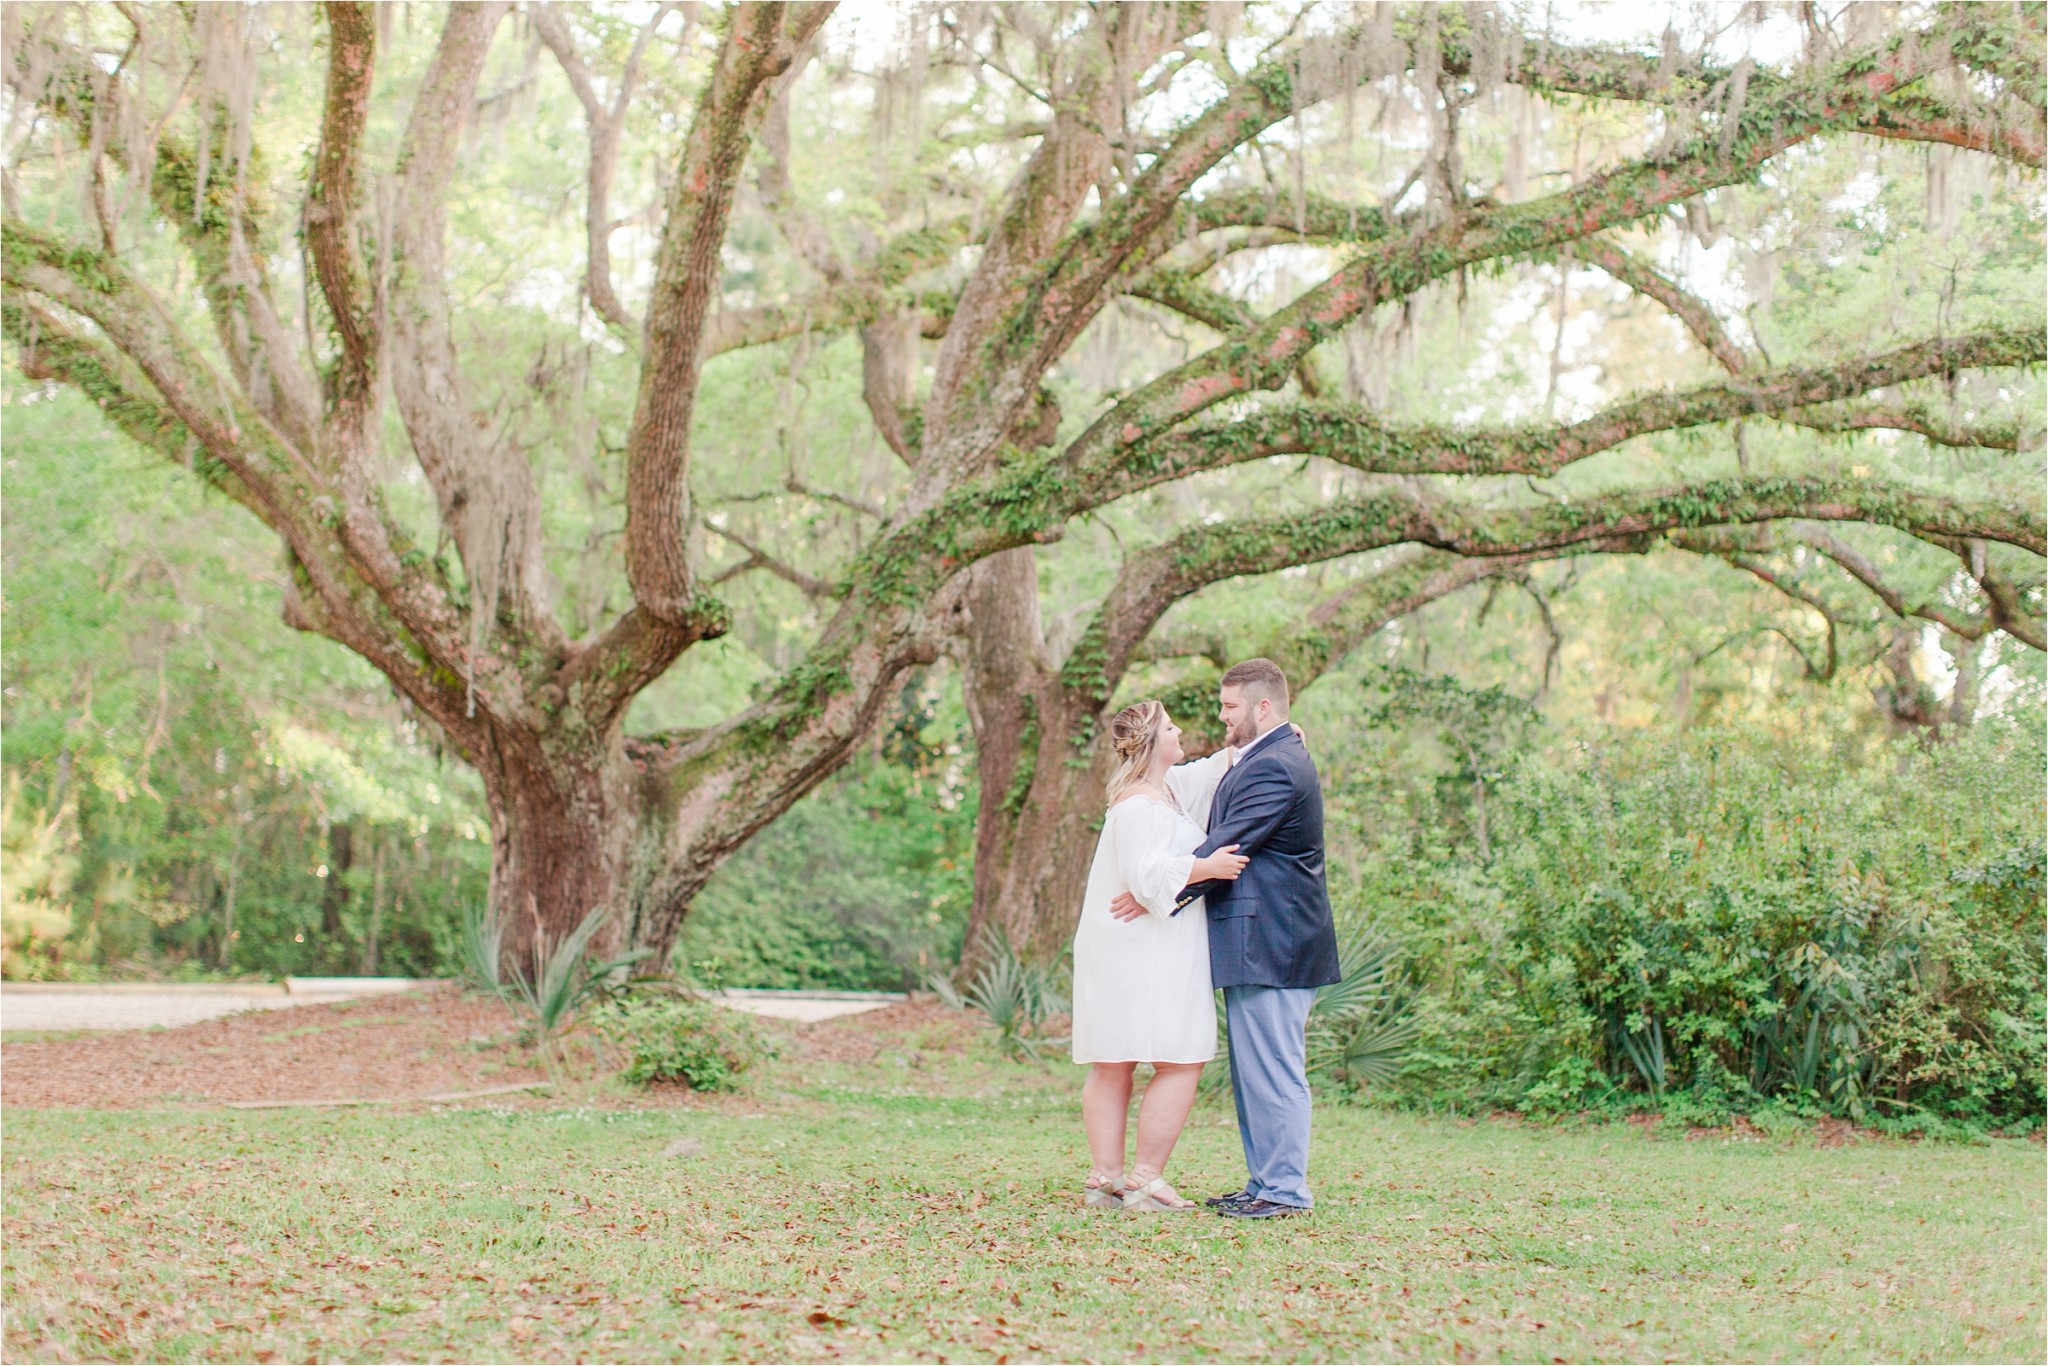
1070 658 1340 1218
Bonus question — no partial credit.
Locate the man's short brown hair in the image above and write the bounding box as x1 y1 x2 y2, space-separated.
1220 657 1290 714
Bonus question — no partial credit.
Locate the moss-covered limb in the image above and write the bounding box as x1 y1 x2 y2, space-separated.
1131 627 1231 670
1776 402 2028 452
0 277 480 741
300 4 462 677
31 5 484 701
16 17 325 456
1928 0 2047 132
561 598 733 736
383 2 561 654
2 294 264 517
1570 236 1752 373
1061 29 2019 481
1015 9 2029 436
992 22 1381 373
1265 548 1575 693
3 224 297 492
1578 236 2032 451
1003 9 1721 392
306 1 380 422
614 570 967 958
1829 526 2043 651
1097 535 1648 709
1442 4 2044 168
1173 188 1399 247
914 15 1144 493
1066 326 2041 506
1123 269 1258 336
1857 87 2046 166
1125 478 2042 609
1105 550 1509 713
1668 522 2044 651
1122 269 1327 397
773 326 2038 628
1572 238 2034 452
703 219 973 357
623 1 835 626
1 222 515 730
1962 548 2048 651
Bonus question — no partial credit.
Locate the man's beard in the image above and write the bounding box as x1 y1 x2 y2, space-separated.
1224 714 1260 749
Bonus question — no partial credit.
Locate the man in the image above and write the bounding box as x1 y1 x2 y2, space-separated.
1109 658 1341 1219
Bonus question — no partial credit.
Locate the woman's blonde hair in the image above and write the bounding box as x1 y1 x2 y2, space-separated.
1105 699 1175 807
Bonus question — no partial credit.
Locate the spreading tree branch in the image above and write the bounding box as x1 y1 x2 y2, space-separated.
0 250 479 737
702 220 969 357
383 0 563 666
1055 23 2036 486
532 0 683 338
13 18 325 456
1026 473 2042 711
307 1 380 428
1578 236 2029 450
1065 326 2041 506
703 521 839 599
622 0 835 626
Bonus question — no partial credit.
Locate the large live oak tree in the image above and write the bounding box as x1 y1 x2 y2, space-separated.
4 2 2041 969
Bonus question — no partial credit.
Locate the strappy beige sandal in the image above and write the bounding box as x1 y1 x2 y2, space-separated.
1120 1173 1197 1212
1083 1172 1125 1210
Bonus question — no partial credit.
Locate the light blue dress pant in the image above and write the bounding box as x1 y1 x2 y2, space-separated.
1222 984 1318 1208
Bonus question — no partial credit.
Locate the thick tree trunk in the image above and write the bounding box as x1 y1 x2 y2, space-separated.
958 549 1054 965
475 723 648 973
964 689 1120 967
959 547 1147 966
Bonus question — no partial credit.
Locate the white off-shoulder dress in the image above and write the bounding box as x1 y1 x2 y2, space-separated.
1070 749 1233 1064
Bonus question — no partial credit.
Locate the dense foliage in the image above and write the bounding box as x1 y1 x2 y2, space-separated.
673 691 977 992
1308 669 2045 1130
1 386 488 979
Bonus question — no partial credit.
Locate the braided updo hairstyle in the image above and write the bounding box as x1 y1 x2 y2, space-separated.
1105 699 1176 808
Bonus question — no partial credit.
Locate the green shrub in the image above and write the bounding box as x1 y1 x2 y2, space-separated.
1315 706 2045 1130
593 995 771 1092
929 929 1068 1060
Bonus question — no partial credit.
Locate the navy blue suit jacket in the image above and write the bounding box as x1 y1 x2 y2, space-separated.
1174 728 1342 991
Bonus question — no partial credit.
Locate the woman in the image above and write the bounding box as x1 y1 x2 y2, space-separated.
1070 699 1247 1212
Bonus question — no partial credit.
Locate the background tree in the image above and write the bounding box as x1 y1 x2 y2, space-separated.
4 1 2039 973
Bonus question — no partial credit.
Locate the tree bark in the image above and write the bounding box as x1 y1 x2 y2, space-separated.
956 545 1127 967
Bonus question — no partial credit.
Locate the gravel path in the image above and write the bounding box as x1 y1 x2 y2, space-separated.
0 984 903 1033
717 990 904 1023
0 988 381 1033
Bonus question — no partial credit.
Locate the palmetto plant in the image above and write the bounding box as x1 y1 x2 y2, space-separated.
1743 862 1897 1118
1614 1008 1670 1100
1203 911 1422 1097
930 930 1068 1061
459 901 507 995
1311 916 1423 1089
503 906 651 1062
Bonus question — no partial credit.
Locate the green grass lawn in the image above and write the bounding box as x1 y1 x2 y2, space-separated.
5 1034 2043 1363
